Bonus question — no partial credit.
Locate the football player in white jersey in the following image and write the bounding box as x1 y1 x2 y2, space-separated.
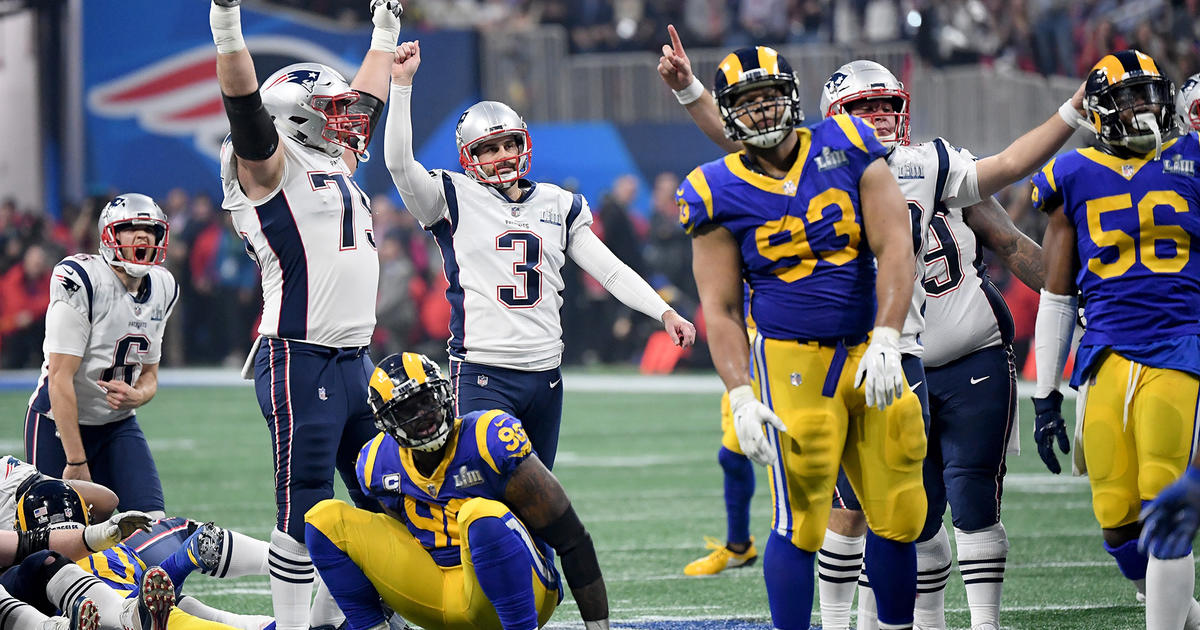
1178 73 1200 133
657 26 1081 630
383 40 695 469
23 194 177 519
209 1 399 628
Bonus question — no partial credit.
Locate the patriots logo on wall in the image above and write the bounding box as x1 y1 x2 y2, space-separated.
87 37 352 160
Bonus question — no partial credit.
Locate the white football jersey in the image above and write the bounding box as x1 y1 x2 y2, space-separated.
0 455 38 530
921 204 1010 368
420 171 594 370
220 135 378 348
27 255 178 426
888 139 983 357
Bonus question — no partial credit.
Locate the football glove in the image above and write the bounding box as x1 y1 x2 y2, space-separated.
854 327 904 410
1032 391 1070 474
728 385 786 467
84 511 153 552
1139 467 1200 559
370 0 404 53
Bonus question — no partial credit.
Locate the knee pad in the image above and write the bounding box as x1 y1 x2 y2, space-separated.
790 413 840 478
1092 489 1139 529
884 395 926 470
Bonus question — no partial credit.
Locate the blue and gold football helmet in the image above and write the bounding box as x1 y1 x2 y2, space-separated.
713 46 802 149
368 353 454 452
1083 50 1175 156
15 478 90 531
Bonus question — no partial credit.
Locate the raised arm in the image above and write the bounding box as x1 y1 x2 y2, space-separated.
383 40 447 226
974 83 1086 198
341 0 404 173
506 457 609 629
657 25 741 154
963 196 1044 291
210 0 284 199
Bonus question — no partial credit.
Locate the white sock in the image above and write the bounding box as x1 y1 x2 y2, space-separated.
1185 597 1200 630
0 585 51 630
1146 552 1195 630
176 596 272 630
914 525 951 630
45 563 127 630
269 528 315 630
857 568 878 630
209 528 270 579
819 530 865 630
309 575 346 629
955 522 1009 629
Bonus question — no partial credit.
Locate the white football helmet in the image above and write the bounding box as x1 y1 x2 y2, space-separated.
820 60 911 147
455 101 532 188
260 63 368 158
1176 73 1200 132
98 193 168 278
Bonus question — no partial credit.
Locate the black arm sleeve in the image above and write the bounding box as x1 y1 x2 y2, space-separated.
349 90 386 154
530 505 603 589
14 527 51 564
222 91 279 161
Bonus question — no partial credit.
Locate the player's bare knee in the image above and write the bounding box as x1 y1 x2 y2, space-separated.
828 507 867 536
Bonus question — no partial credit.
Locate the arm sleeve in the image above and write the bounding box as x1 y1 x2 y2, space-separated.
935 139 982 208
383 84 448 227
1034 289 1077 397
568 228 672 321
43 300 90 357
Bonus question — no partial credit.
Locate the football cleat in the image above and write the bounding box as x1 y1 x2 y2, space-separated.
185 522 226 574
683 536 758 576
41 595 100 630
124 567 175 630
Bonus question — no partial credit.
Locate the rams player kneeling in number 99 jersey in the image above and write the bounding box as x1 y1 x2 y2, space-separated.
1031 49 1200 629
304 353 611 630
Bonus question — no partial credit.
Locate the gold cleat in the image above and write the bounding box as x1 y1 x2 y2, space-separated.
683 535 758 576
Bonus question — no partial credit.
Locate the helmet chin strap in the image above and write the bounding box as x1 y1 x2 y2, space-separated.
1130 112 1164 159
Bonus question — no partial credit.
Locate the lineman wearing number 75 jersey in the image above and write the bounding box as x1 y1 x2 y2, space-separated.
25 194 177 518
383 41 696 470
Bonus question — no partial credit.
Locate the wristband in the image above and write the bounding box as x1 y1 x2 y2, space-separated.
66 459 87 466
1058 99 1082 129
210 3 246 54
673 77 706 106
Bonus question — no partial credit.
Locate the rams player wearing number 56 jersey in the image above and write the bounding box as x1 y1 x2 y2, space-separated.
305 353 611 630
679 47 925 630
1031 49 1200 630
24 194 176 518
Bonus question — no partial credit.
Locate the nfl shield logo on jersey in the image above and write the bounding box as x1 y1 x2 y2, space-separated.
477 375 489 387
318 387 328 401
1121 164 1136 179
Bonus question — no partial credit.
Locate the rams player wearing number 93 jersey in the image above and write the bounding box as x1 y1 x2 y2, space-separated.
678 46 926 629
304 353 611 630
1031 49 1200 629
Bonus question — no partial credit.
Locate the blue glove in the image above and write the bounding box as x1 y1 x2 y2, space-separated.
1032 391 1070 474
1140 467 1200 559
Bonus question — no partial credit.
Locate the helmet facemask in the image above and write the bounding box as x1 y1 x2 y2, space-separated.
311 92 370 157
1087 76 1176 158
833 93 910 148
718 79 801 149
460 130 532 188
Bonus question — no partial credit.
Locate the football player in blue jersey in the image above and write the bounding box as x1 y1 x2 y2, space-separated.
675 43 926 630
305 353 610 630
1031 49 1200 630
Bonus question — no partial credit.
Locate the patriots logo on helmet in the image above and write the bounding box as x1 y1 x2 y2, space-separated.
825 71 848 91
87 38 352 159
1183 77 1199 93
269 69 320 93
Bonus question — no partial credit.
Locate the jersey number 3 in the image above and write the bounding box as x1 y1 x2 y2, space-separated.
496 231 543 308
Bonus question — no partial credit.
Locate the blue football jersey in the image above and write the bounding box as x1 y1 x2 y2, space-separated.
677 116 888 340
1031 132 1200 384
77 543 145 597
356 409 533 567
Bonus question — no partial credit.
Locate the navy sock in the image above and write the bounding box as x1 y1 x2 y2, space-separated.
1104 537 1148 581
304 524 386 630
718 447 755 545
468 516 538 629
762 531 815 630
865 531 916 627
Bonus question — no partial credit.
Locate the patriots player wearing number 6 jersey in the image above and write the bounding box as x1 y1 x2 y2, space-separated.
383 41 695 470
210 1 399 627
24 194 177 517
305 353 611 630
1032 49 1200 630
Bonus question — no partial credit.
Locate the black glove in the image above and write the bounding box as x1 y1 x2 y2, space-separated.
1033 391 1070 474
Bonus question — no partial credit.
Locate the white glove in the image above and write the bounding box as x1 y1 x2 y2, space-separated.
728 385 787 467
854 326 904 410
83 510 153 552
370 0 403 53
